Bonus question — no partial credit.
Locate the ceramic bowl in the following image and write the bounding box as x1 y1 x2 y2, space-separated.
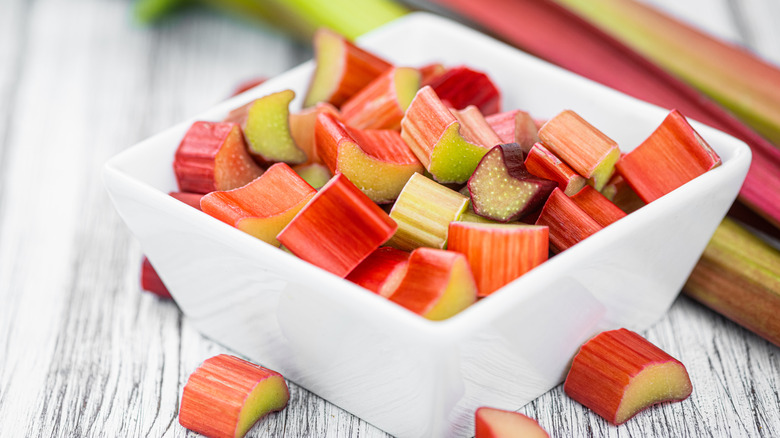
104 12 750 438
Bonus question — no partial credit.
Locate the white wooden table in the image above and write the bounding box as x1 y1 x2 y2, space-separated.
0 0 778 436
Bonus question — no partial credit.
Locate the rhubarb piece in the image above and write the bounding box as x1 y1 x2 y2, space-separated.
303 28 393 108
486 109 540 153
388 173 470 251
616 109 721 204
419 62 446 86
684 217 780 347
292 163 332 190
451 105 503 150
200 163 316 247
400 86 490 184
346 247 409 297
564 328 692 425
428 66 501 115
538 110 620 191
467 143 557 222
475 407 550 438
179 354 290 438
569 185 626 227
458 210 499 225
535 187 602 253
140 257 172 299
225 89 307 165
173 121 264 194
169 191 204 210
448 222 548 296
315 112 424 203
289 102 340 164
601 173 645 214
386 247 477 321
340 66 421 130
277 173 397 277
524 142 587 196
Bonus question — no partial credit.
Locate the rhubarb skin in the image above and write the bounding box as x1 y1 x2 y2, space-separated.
289 102 340 165
524 142 587 196
451 105 504 150
179 354 290 438
448 222 548 296
173 121 264 194
563 328 692 426
304 27 393 108
277 173 397 277
535 187 602 253
468 143 557 222
292 162 332 190
386 247 478 321
315 112 423 203
616 109 721 204
200 163 316 247
346 246 409 297
340 66 421 130
475 407 550 438
428 65 501 115
140 257 172 299
486 110 540 153
569 185 627 227
400 86 490 184
538 110 620 191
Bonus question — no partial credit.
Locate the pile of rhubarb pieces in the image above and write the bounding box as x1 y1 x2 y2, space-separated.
159 28 721 322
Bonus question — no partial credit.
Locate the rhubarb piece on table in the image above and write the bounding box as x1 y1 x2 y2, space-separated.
386 247 477 321
475 407 550 438
486 110 540 153
400 86 491 184
570 185 627 227
200 163 316 247
428 65 501 115
315 112 423 203
179 354 290 438
538 110 621 191
535 187 603 253
340 66 421 130
524 142 587 196
467 143 557 223
277 173 397 277
564 328 692 426
292 163 332 190
303 28 392 108
601 173 646 214
288 102 340 164
388 173 470 251
346 247 410 297
449 222 548 296
169 191 204 210
140 256 172 299
616 109 721 203
225 89 307 165
173 121 264 194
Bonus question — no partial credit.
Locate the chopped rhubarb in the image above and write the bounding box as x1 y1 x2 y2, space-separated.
173 121 264 194
467 143 557 222
292 162 332 190
288 102 340 165
448 222 548 296
538 110 620 191
428 65 501 115
140 256 172 299
386 247 477 321
400 86 490 184
388 173 470 251
277 173 397 277
564 328 692 425
315 112 423 203
200 163 316 247
340 66 421 130
569 185 627 227
225 89 307 165
475 407 550 438
535 187 602 253
346 246 410 297
169 191 204 210
418 62 446 86
616 109 721 203
524 142 587 196
451 105 503 150
179 354 290 438
601 173 645 214
303 28 393 108
486 109 540 153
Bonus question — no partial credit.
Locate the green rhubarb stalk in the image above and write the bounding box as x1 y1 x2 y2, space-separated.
554 0 780 146
684 218 780 347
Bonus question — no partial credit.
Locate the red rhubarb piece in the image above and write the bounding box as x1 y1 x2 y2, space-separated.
340 66 421 130
524 142 587 196
475 407 550 438
535 187 602 253
486 109 540 153
428 66 501 115
169 191 204 210
569 185 627 227
346 247 410 297
564 328 693 425
140 257 172 299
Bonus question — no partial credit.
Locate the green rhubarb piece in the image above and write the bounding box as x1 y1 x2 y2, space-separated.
244 89 307 164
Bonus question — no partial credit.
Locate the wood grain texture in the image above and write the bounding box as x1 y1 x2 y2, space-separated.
0 0 777 437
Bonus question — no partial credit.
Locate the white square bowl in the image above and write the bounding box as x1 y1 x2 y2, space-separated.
103 12 750 438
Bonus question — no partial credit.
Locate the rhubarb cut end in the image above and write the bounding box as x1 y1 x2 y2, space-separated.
615 362 693 425
475 407 550 438
395 67 422 112
244 90 307 164
304 29 346 108
236 376 290 438
424 254 477 321
588 146 621 191
429 122 489 184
